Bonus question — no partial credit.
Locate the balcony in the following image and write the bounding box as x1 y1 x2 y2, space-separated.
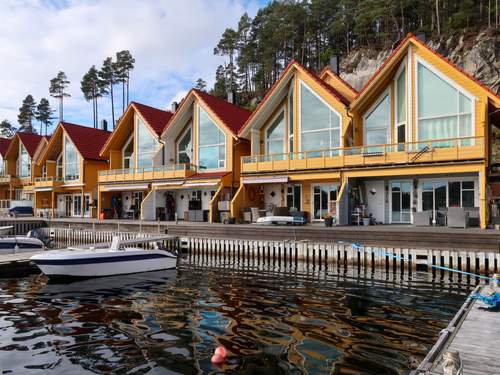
241 136 485 173
99 163 197 183
34 176 64 189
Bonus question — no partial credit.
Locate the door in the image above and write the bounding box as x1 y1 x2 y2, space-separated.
312 184 338 220
421 181 447 223
286 184 301 212
365 180 385 223
65 195 72 217
391 181 412 223
73 195 82 217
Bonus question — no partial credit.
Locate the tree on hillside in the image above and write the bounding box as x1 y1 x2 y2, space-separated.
99 57 117 127
210 65 229 98
81 65 107 128
17 95 37 133
49 71 70 121
214 28 239 93
35 98 54 135
194 78 207 92
115 50 135 114
0 120 16 138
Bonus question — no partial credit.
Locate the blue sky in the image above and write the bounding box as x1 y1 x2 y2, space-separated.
0 0 269 132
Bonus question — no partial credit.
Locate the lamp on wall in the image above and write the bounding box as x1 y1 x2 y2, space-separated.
369 188 377 195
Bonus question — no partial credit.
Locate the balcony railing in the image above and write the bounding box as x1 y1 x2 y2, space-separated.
34 176 64 188
242 136 484 173
0 174 12 184
99 163 197 183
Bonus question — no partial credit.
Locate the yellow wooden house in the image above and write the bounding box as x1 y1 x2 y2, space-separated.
0 137 13 206
36 122 110 218
233 34 500 228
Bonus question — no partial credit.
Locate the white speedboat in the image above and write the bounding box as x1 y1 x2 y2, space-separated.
0 226 13 235
30 237 177 278
256 215 306 226
0 235 44 254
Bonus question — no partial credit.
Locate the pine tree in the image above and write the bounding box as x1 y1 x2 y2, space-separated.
35 98 54 135
214 28 239 93
49 71 70 121
81 65 107 128
115 50 135 114
17 95 37 133
210 65 229 98
194 78 207 92
99 57 117 128
0 119 16 138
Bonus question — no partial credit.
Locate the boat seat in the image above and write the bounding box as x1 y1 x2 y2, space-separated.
110 236 121 251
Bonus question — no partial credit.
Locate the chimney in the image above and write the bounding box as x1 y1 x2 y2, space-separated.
171 101 179 112
100 119 108 132
416 32 426 43
227 90 235 104
329 55 339 75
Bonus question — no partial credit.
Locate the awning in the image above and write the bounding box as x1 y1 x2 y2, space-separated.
243 176 288 184
183 181 219 187
153 181 185 187
101 183 149 192
35 187 53 192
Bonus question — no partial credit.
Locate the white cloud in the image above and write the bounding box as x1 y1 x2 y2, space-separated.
0 0 261 129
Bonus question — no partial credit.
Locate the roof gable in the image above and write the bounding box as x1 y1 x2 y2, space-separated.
0 138 12 158
61 122 111 161
132 102 174 136
352 33 500 109
319 67 358 102
17 133 44 157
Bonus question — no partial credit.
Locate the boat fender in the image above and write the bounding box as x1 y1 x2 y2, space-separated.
211 346 227 364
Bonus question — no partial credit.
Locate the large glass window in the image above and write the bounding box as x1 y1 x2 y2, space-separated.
365 93 390 151
288 86 294 153
198 106 226 169
391 181 411 223
123 137 134 169
18 143 30 178
300 82 341 156
177 126 192 164
396 67 406 150
64 136 80 181
448 181 474 208
417 62 473 146
56 154 63 180
266 111 285 156
0 156 4 175
136 119 158 168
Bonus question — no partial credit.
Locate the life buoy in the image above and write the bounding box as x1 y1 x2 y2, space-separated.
247 186 257 202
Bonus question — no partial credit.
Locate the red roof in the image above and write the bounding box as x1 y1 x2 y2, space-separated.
194 90 252 136
17 133 45 157
61 122 111 161
187 171 230 180
0 138 11 157
132 102 174 136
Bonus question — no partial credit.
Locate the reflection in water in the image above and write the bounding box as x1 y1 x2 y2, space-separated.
0 257 469 374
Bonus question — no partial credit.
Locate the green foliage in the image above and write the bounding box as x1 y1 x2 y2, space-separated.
18 95 37 133
194 78 207 92
35 98 54 135
49 71 70 121
0 119 16 138
211 0 495 106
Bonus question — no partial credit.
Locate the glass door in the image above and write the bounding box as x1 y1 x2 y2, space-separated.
73 195 82 217
313 184 338 220
286 185 301 212
391 181 412 223
422 181 447 223
65 195 72 217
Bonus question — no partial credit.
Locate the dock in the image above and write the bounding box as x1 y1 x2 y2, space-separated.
413 285 500 374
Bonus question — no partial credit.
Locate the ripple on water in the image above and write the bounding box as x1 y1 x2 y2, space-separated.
0 258 469 374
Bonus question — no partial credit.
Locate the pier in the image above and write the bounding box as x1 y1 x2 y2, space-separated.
413 285 500 374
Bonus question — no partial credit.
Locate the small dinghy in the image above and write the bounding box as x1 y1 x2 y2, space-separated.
0 232 45 255
30 237 177 278
256 215 306 226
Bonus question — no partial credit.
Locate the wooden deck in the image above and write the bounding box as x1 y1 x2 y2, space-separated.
413 286 500 374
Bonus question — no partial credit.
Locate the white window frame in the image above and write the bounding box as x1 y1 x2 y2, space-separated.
176 124 192 165
418 177 479 211
122 134 134 170
63 135 80 181
363 88 391 147
285 183 302 212
264 108 286 155
135 116 159 169
56 153 63 180
415 57 476 143
389 180 413 224
298 80 342 153
197 105 227 170
394 60 407 148
18 142 31 178
287 85 294 153
311 183 339 221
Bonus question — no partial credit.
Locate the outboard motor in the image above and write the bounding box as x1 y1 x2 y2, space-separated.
27 229 55 249
155 241 178 257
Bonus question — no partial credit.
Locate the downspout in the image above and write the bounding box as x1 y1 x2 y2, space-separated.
231 138 243 199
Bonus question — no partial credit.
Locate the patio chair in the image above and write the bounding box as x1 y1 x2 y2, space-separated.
250 207 262 223
447 207 469 228
414 210 432 226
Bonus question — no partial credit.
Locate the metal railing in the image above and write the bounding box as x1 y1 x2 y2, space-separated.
99 163 197 177
34 176 64 183
242 136 483 166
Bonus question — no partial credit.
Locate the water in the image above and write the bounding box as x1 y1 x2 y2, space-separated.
0 257 470 374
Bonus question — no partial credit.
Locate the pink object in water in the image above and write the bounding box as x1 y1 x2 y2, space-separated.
211 346 227 364
215 346 227 358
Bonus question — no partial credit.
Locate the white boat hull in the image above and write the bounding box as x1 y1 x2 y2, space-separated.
0 236 45 254
31 248 177 278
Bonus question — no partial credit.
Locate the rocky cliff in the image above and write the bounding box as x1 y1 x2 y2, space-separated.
339 30 500 94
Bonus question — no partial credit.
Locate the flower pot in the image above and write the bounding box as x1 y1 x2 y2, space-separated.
324 217 333 227
362 218 370 226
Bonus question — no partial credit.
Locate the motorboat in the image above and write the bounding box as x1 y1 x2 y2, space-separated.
0 232 45 255
30 237 178 278
0 226 13 235
256 215 306 226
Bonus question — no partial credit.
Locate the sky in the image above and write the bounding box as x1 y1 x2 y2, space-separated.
0 0 268 132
